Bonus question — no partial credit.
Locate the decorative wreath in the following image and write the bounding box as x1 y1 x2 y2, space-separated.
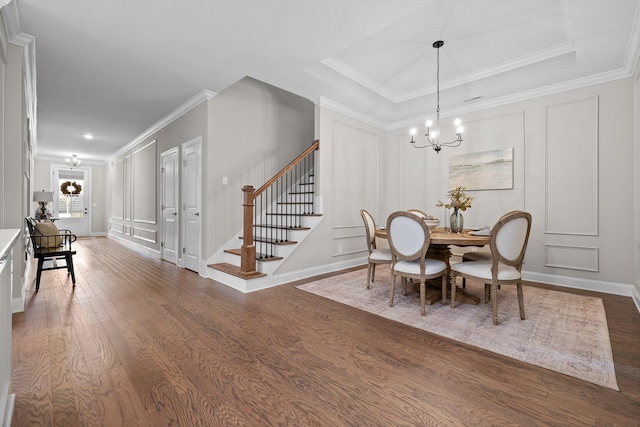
60 180 82 195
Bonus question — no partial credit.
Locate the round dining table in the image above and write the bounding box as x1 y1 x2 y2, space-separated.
374 227 490 305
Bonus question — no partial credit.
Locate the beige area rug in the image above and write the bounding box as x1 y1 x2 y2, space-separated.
296 267 619 390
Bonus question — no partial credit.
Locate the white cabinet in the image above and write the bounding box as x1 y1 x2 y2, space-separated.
0 229 19 427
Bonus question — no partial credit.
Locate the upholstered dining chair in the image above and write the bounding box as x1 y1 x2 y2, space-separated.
386 211 448 316
360 209 392 289
450 210 532 325
407 209 429 219
460 251 492 289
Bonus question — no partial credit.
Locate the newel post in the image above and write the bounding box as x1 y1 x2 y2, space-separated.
240 185 256 274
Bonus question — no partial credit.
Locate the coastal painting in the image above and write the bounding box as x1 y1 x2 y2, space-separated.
449 148 513 190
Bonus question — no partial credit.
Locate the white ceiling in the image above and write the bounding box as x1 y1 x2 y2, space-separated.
8 0 640 162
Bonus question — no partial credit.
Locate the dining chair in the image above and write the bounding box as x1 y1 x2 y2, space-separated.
450 210 532 325
386 211 448 316
360 209 392 289
407 209 429 219
460 251 492 289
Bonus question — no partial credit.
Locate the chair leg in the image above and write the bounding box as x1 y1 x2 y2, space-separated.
441 274 447 305
420 280 426 316
491 283 499 325
450 273 457 308
67 255 76 285
36 258 44 292
371 263 376 283
366 263 373 289
484 283 491 304
389 274 396 307
516 283 525 320
401 277 407 296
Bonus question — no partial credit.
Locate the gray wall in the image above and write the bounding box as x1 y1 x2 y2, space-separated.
203 77 314 258
106 100 208 252
282 78 635 293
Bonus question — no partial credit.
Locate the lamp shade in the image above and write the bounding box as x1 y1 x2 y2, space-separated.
33 191 53 202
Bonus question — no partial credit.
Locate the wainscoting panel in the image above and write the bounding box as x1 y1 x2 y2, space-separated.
110 158 124 220
133 226 157 244
331 121 379 226
109 223 124 234
545 96 598 235
333 225 367 256
132 140 157 224
545 244 599 272
124 155 132 221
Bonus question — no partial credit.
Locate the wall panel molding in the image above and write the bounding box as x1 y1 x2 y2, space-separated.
132 226 157 244
545 96 599 235
110 158 124 220
545 244 599 272
132 140 157 224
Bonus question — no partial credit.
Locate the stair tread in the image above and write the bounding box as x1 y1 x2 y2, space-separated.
277 202 314 205
224 248 283 261
254 237 297 245
289 191 314 195
208 262 266 279
253 225 311 230
265 213 321 216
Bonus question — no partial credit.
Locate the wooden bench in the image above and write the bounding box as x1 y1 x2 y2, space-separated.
25 217 77 291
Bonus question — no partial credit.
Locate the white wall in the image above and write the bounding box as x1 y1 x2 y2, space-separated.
276 106 387 274
32 159 107 235
106 101 208 253
384 78 634 290
635 60 640 303
204 77 314 258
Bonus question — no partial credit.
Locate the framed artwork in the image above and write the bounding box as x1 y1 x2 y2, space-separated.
449 148 513 190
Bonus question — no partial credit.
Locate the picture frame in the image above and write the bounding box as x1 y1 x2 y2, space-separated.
449 148 514 190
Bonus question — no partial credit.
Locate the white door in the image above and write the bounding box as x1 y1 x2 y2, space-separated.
182 138 202 272
51 166 91 236
161 148 179 265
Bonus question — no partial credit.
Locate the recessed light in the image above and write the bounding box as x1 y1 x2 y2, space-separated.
83 133 94 140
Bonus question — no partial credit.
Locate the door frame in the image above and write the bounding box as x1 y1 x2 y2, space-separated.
50 164 92 236
160 147 180 266
181 137 202 274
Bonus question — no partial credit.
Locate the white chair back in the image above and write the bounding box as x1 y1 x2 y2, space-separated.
360 209 376 251
490 211 532 268
386 212 429 261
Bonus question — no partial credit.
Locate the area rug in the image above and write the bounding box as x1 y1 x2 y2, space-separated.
296 267 619 390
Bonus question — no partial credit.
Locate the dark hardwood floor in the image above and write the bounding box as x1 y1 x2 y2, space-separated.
10 237 640 426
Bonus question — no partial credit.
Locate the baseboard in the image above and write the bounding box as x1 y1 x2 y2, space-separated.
11 262 30 313
522 270 634 297
107 233 161 259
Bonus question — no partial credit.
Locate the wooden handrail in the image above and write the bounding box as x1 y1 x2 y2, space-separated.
253 140 319 198
240 139 318 276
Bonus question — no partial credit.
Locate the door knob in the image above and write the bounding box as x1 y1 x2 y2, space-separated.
172 212 177 216
194 212 200 216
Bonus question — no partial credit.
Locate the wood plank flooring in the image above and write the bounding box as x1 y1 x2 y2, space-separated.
10 237 640 426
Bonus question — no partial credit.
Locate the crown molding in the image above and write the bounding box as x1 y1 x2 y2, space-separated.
623 0 640 75
322 42 576 105
317 97 387 130
388 68 632 130
319 67 632 132
107 89 217 162
1 0 19 40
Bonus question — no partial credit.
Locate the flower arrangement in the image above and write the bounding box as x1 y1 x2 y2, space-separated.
436 186 473 211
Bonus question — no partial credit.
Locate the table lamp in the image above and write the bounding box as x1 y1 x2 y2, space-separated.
33 190 54 219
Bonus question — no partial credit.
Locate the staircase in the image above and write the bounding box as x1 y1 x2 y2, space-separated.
208 140 321 289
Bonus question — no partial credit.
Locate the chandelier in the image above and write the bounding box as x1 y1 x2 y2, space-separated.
410 40 463 153
66 154 81 168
